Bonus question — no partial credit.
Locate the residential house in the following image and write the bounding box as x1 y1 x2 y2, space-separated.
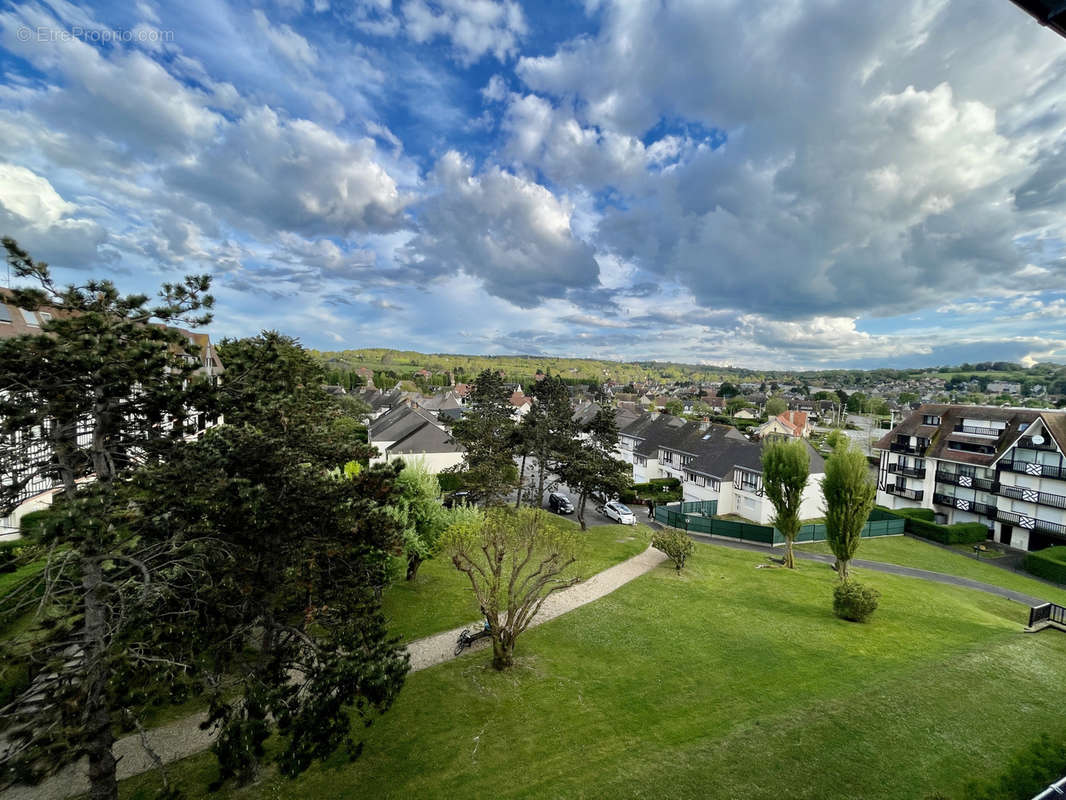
733 408 758 421
367 404 464 473
986 382 1022 395
510 390 532 419
617 412 826 524
874 404 1066 551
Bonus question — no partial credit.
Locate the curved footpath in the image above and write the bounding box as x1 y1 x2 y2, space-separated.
4 545 669 800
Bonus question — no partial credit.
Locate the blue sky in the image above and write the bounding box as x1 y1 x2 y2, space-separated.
3 0 1066 369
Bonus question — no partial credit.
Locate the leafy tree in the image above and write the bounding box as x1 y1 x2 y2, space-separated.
447 369 518 504
825 428 848 451
558 406 632 531
442 508 579 669
832 581 880 622
217 332 370 469
897 391 919 405
664 398 684 416
845 392 868 413
836 388 849 407
392 460 448 580
765 396 787 417
717 381 739 398
651 529 694 574
526 373 575 507
726 396 752 416
821 442 876 580
0 238 214 800
145 423 409 787
761 437 810 569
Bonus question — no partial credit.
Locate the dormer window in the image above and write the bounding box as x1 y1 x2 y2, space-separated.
922 415 941 426
1019 423 1029 431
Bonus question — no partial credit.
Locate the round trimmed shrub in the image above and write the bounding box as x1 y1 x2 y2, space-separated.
833 580 880 623
652 529 694 574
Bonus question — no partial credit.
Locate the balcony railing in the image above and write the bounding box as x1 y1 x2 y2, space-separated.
888 463 926 479
999 461 1066 481
886 484 923 501
890 441 926 456
934 470 998 492
1017 436 1058 452
932 493 997 518
998 484 1066 511
997 510 1066 538
954 424 1002 437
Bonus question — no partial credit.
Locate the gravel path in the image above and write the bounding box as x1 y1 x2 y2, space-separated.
4 544 668 800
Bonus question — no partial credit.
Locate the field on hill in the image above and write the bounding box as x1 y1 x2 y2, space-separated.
121 541 1066 800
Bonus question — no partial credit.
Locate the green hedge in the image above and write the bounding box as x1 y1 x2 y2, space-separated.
876 506 988 544
1023 546 1066 585
621 478 683 504
436 472 467 493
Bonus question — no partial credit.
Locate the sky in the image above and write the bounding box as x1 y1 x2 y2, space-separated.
2 0 1066 370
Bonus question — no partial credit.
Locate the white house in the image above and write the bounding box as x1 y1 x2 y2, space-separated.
873 404 1066 551
618 412 826 525
367 404 464 473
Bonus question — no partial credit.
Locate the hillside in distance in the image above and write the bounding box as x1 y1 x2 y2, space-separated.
310 349 1066 392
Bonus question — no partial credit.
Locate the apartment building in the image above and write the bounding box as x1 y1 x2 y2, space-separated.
0 293 223 536
874 404 1066 551
617 412 826 525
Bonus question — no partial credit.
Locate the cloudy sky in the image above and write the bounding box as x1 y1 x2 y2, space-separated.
2 0 1066 369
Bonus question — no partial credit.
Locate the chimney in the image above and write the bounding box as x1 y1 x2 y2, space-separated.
698 418 710 432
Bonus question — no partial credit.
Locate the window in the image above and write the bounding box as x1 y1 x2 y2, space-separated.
635 455 647 467
922 415 941 426
0 305 10 324
19 308 39 327
738 470 760 492
39 311 52 323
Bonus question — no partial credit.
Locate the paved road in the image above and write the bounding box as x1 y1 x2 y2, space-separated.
510 457 628 529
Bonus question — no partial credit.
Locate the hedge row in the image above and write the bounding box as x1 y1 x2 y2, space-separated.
877 506 988 545
436 472 467 492
1023 546 1066 586
620 477 683 504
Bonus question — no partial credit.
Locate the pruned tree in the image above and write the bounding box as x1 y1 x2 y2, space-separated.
446 369 518 504
0 238 215 800
761 437 810 569
442 508 579 669
821 441 876 580
652 529 694 574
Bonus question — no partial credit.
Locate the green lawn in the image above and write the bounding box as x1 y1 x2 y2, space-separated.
796 535 1066 605
381 517 652 641
121 541 1066 800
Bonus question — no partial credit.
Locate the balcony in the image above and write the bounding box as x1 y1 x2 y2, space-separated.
886 484 923 501
932 493 997 518
935 470 998 493
1017 436 1058 452
890 441 926 456
888 463 926 479
999 461 1066 481
997 510 1066 539
953 424 1002 437
998 484 1066 511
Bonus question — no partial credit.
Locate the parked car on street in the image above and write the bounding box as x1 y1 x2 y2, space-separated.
598 500 636 525
548 492 574 514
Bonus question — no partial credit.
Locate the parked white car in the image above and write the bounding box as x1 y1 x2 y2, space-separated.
600 500 636 525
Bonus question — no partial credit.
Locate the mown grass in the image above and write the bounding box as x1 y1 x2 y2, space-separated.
121 541 1066 800
797 535 1066 605
381 516 651 642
